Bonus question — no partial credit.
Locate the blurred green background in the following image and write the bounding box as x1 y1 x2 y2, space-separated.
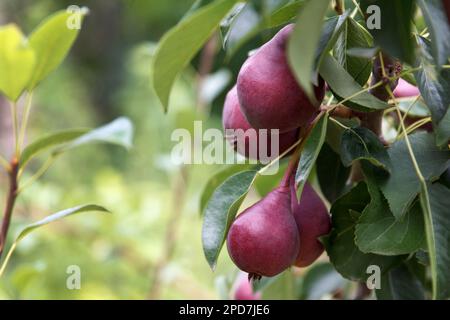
0 0 350 300
0 0 239 299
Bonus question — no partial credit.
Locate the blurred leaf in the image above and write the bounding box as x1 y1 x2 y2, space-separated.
261 270 296 300
340 127 391 171
428 183 450 299
20 129 88 169
28 9 87 89
299 263 347 300
376 264 426 300
355 170 425 255
288 0 330 101
202 170 258 269
414 36 450 146
417 0 450 66
253 160 287 197
295 114 328 197
0 205 110 278
373 132 450 219
334 18 373 86
200 164 255 215
319 54 389 111
322 182 399 281
317 143 351 203
436 108 450 147
56 117 134 154
153 0 238 111
0 24 35 101
360 0 416 65
263 0 303 28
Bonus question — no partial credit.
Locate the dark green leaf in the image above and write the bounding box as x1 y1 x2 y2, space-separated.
376 264 426 300
295 115 328 197
152 0 238 111
317 143 351 203
340 127 391 171
319 54 390 111
360 0 416 65
200 164 255 215
202 170 258 269
323 183 399 281
356 169 425 255
288 0 330 101
415 36 450 146
334 17 373 86
374 132 450 219
428 183 450 299
417 0 450 66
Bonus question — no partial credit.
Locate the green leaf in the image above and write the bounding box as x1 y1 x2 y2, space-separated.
56 117 134 154
152 0 238 111
427 183 450 299
261 270 297 300
322 182 399 281
355 169 425 256
202 170 258 269
436 108 450 147
199 164 255 215
28 9 87 89
414 36 450 146
340 127 391 171
374 132 450 219
333 18 373 86
417 0 450 66
361 0 416 65
295 114 328 197
0 24 35 101
0 205 109 277
319 54 390 111
299 262 347 300
317 143 351 203
288 0 330 101
20 129 89 169
376 264 426 300
314 11 350 72
263 0 303 28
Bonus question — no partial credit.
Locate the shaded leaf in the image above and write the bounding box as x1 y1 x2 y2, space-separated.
317 143 351 203
319 54 390 111
299 262 347 300
295 114 328 197
202 170 258 269
340 127 391 171
322 183 399 281
376 264 426 300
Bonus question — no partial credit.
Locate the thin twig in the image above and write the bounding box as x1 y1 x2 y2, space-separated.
0 157 19 258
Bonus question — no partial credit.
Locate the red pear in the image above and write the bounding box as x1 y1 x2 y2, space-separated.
290 179 331 268
237 24 325 133
227 184 300 278
223 86 298 160
393 79 420 98
233 273 261 300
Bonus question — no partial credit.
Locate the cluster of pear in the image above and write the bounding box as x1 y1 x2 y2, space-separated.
222 25 331 280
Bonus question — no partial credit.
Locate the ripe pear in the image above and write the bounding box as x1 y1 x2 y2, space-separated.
290 179 331 268
393 79 420 98
223 86 298 160
233 273 261 300
237 24 325 133
227 184 300 278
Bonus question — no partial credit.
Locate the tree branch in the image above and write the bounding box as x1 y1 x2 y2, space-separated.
0 157 19 258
